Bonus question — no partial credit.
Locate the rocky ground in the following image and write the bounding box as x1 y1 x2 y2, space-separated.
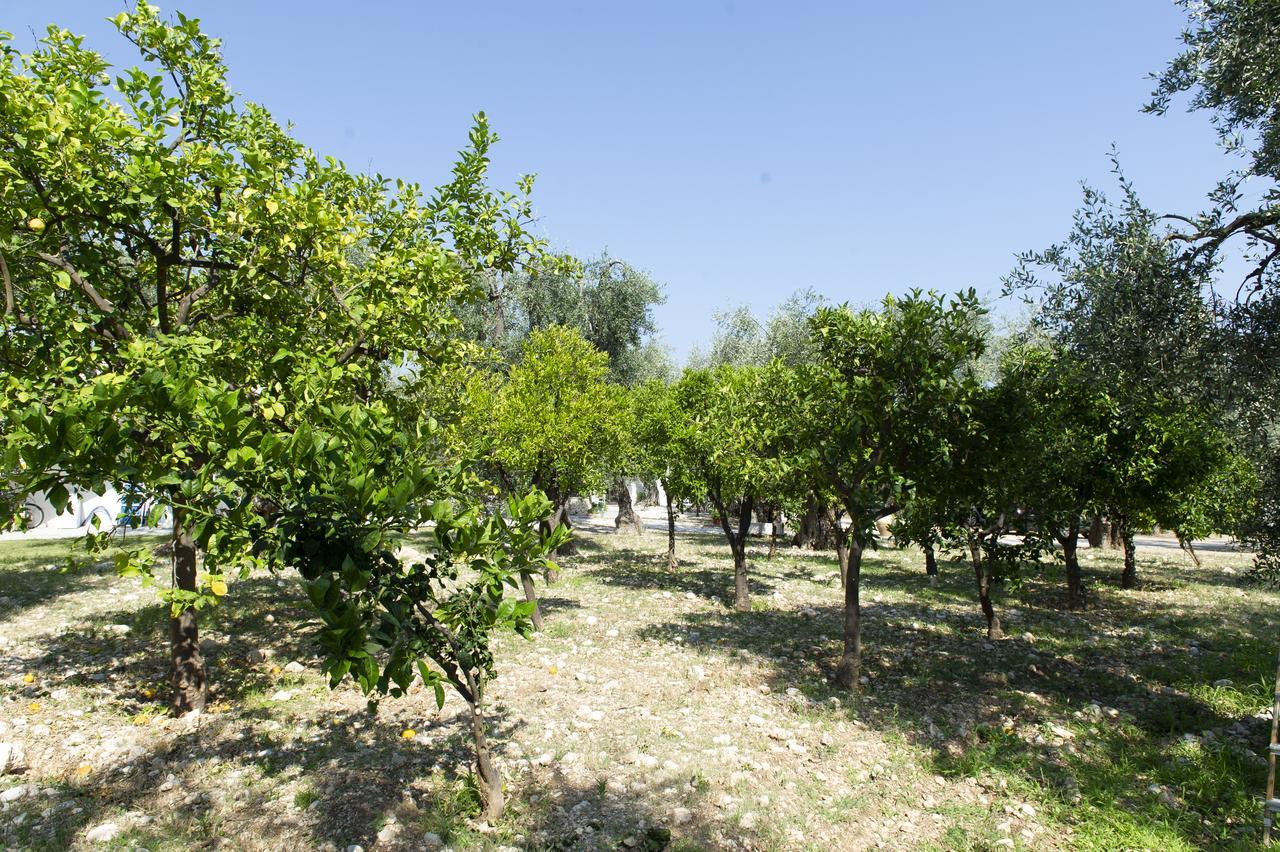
0 520 1272 850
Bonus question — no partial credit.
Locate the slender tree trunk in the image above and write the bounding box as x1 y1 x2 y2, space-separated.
520 572 544 631
713 495 754 612
732 542 750 611
666 499 678 570
1176 531 1201 567
169 512 206 713
968 537 1002 639
826 506 848 587
834 526 850 589
924 541 938 586
1119 521 1137 589
835 529 864 690
469 696 504 822
613 479 643 535
1062 521 1084 610
1107 518 1121 551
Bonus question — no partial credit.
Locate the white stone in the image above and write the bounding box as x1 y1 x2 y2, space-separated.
0 786 24 802
672 807 693 825
284 661 305 673
85 822 119 843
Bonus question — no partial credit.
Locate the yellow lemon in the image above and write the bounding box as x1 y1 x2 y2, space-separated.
401 729 416 740
548 665 558 675
27 217 45 234
27 702 40 713
210 579 228 597
141 688 154 699
22 673 34 684
74 764 92 778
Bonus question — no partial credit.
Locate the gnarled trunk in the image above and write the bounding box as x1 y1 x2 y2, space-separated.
834 529 864 690
613 479 643 535
1087 514 1105 549
170 512 206 713
924 541 938 586
968 537 1002 640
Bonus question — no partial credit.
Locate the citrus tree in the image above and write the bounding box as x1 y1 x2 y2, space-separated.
672 364 791 611
473 325 628 623
0 4 544 712
797 290 986 689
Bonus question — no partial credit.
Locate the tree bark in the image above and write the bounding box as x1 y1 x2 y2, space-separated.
834 529 863 690
731 543 750 611
834 524 850 589
969 537 1002 640
169 513 206 713
613 479 643 535
1062 520 1084 610
520 571 544 631
713 494 754 612
1107 518 1122 551
1087 514 1104 549
924 541 939 586
1119 521 1137 589
555 501 578 558
469 697 504 822
666 499 678 570
826 506 848 587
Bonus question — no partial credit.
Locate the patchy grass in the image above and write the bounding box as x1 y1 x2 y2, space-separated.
0 522 1271 849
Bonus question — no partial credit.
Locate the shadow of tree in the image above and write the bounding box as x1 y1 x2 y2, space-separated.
629 546 1275 848
581 541 777 607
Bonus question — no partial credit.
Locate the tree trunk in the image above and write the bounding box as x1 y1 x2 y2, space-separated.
666 500 678 570
714 495 754 612
1107 518 1121 551
968 537 1002 640
732 543 750 611
924 541 938 586
1087 514 1104 549
555 501 578 558
1119 521 1137 589
834 526 850 589
1062 521 1084 610
826 507 848 587
469 698 504 822
1176 531 1201 567
520 571 544 631
169 513 206 713
835 529 864 690
613 480 643 535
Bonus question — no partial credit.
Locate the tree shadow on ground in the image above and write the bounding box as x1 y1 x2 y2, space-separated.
9 573 319 712
581 540 777 607
0 535 165 613
633 547 1276 849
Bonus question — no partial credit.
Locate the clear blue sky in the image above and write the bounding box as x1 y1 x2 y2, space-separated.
8 2 1237 360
